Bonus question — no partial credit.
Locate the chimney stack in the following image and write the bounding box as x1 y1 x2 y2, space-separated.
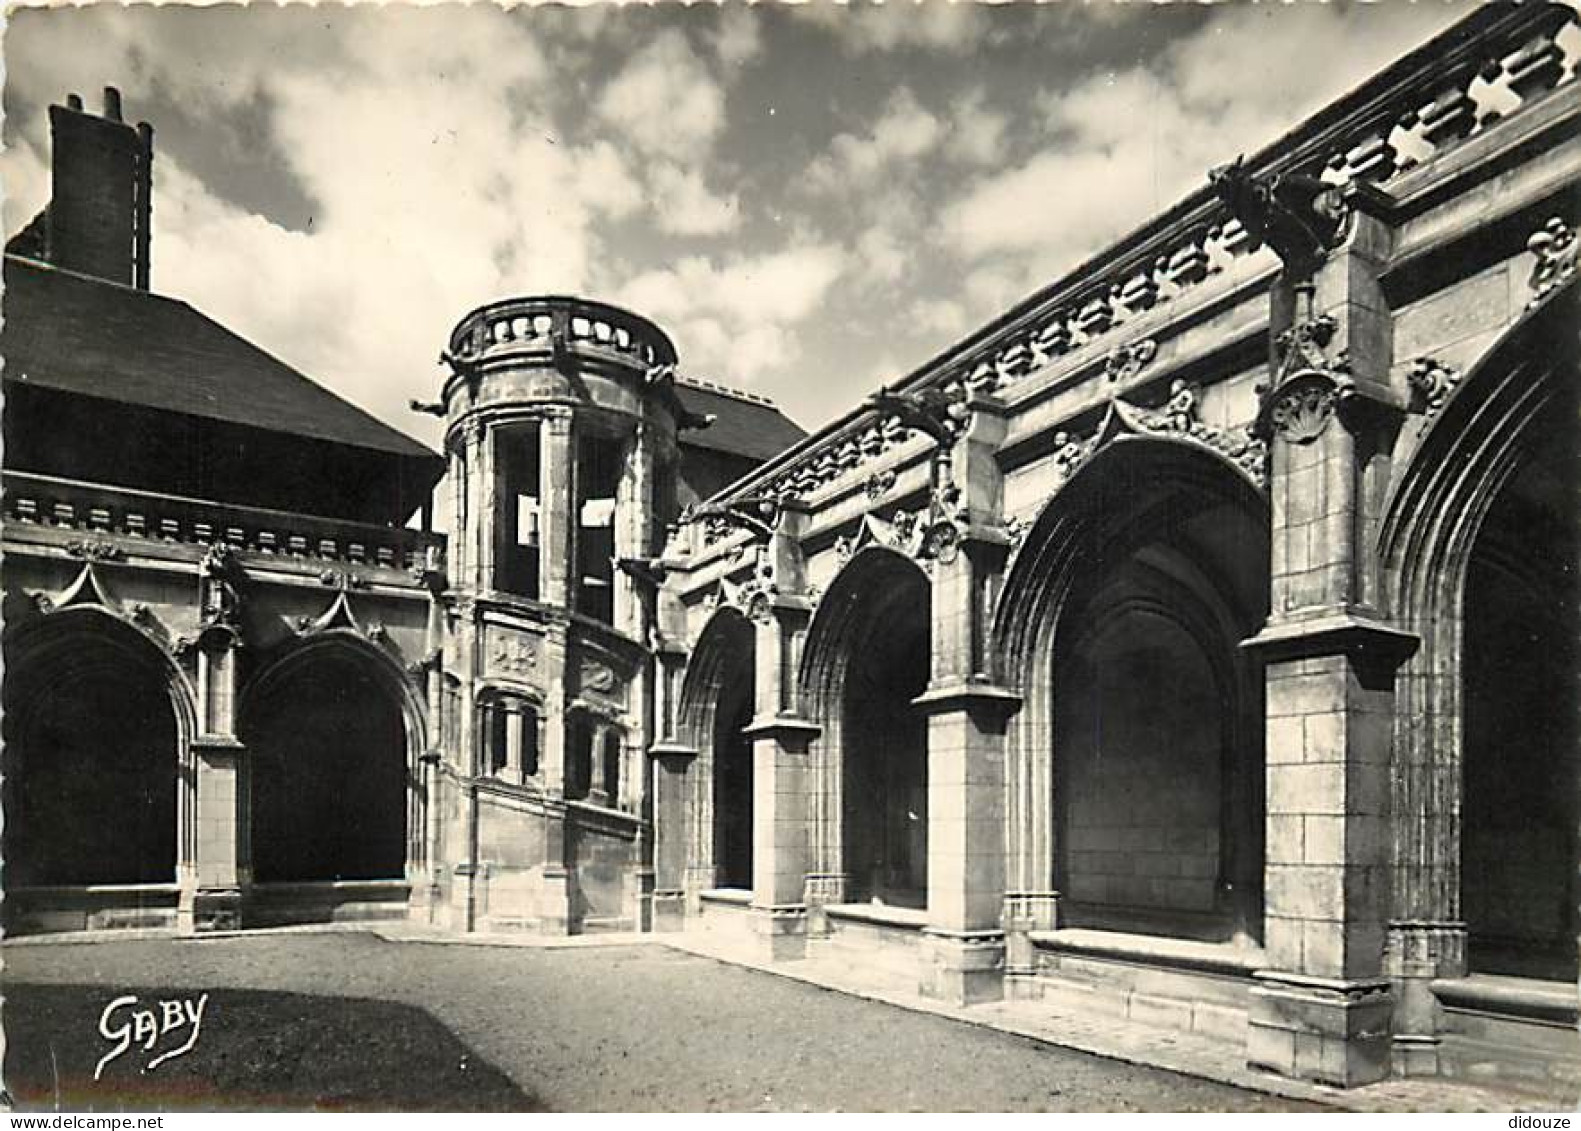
43 87 152 289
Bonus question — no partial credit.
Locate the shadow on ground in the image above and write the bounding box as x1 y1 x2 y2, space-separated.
2 983 538 1112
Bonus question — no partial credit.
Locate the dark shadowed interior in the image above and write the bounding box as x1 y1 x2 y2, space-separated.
243 649 407 883
1462 408 1578 981
841 558 931 910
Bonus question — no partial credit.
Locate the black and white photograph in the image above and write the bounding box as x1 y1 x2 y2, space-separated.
0 0 1576 1115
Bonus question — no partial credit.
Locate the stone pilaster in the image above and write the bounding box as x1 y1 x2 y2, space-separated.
916 683 1019 1004
448 428 470 586
614 421 653 640
1002 891 1059 995
744 712 818 960
648 740 697 931
1385 920 1467 1075
475 422 499 593
182 633 250 933
538 407 577 609
909 389 1018 1004
742 500 816 959
1242 195 1417 1087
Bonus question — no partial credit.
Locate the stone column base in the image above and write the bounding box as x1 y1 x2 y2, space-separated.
1002 891 1059 980
652 889 687 933
803 873 848 936
1248 971 1393 1087
627 866 655 933
538 865 574 935
749 903 808 961
921 928 1005 1006
1385 920 1466 1078
179 886 245 934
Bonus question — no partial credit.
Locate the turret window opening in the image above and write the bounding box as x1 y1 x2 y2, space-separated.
576 431 622 624
498 424 541 599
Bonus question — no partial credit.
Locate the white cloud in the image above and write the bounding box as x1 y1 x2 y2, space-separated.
650 164 741 236
945 88 1008 167
710 6 763 70
796 2 990 55
806 87 943 194
940 3 1464 285
595 29 727 162
617 244 848 383
910 297 968 337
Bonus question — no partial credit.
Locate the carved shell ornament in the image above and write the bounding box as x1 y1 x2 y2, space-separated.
1267 379 1342 444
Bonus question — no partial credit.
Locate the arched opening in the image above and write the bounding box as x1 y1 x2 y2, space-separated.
1379 282 1579 989
1462 409 1578 980
817 550 932 910
599 726 623 807
1004 440 1268 943
713 631 755 889
242 644 409 883
567 712 594 800
2 616 180 887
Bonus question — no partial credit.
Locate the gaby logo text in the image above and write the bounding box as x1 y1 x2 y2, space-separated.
95 993 210 1081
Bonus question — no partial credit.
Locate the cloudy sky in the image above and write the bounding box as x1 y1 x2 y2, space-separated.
3 1 1469 447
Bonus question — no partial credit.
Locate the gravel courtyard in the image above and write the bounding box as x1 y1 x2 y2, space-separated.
3 932 1321 1112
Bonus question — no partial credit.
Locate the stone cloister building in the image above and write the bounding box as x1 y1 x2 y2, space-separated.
649 4 1579 1092
1 2 1577 1097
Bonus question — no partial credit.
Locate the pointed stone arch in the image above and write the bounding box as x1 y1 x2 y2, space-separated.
239 629 427 884
1380 276 1579 981
992 436 1270 940
799 544 933 909
2 602 198 922
675 605 757 892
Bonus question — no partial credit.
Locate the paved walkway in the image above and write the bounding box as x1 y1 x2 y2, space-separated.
652 927 1572 1113
7 923 1574 1112
3 929 1307 1112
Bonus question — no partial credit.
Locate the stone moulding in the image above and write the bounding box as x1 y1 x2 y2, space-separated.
1048 387 1269 494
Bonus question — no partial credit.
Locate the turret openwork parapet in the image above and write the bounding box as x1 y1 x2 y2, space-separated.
445 295 679 374
705 4 1576 516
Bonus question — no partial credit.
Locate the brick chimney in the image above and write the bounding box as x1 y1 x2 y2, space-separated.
38 86 154 289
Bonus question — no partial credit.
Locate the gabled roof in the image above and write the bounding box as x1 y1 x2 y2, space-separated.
675 378 804 463
2 254 437 460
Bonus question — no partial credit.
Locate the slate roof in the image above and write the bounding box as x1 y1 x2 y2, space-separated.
2 255 437 460
675 378 805 463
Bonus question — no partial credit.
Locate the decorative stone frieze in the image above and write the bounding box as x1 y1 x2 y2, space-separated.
63 538 123 561
1047 386 1268 491
1103 338 1158 384
1527 216 1578 307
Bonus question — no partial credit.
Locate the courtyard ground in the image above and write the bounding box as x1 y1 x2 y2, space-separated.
2 931 1319 1112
